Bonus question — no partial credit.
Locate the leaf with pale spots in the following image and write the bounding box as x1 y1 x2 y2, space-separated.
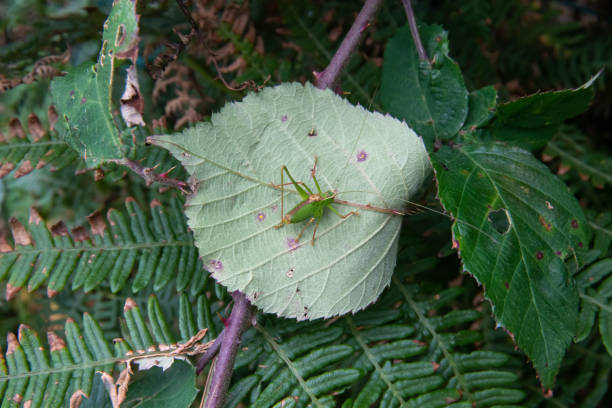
149 82 431 320
431 142 588 388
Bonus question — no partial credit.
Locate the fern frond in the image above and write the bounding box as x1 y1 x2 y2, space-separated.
222 283 524 407
0 197 202 299
0 294 210 407
0 109 76 179
544 125 612 188
541 36 612 91
575 257 612 354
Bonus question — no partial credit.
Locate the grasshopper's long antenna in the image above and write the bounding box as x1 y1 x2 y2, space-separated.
333 189 502 246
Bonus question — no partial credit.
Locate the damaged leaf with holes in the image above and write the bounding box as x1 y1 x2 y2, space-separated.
431 142 588 388
50 0 142 167
150 82 431 320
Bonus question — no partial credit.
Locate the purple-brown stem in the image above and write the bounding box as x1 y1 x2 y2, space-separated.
204 292 252 408
402 0 429 63
314 0 383 90
120 159 189 193
196 329 225 374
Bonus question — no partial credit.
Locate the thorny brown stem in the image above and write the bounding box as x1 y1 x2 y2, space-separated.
203 292 252 408
120 159 189 193
314 0 384 90
196 329 225 374
402 0 430 63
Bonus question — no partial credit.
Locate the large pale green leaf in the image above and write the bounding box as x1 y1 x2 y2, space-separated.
50 0 140 167
150 82 431 320
431 143 587 388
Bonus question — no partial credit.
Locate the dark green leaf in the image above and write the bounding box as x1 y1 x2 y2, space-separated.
461 86 497 132
121 360 197 408
431 142 587 388
50 0 140 167
494 72 601 128
380 24 468 145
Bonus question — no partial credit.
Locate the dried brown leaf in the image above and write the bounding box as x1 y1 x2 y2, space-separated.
120 66 145 127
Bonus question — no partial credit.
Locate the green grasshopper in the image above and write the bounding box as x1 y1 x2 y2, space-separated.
273 156 358 245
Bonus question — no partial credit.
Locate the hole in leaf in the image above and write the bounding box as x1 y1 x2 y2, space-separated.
488 208 511 235
115 24 126 47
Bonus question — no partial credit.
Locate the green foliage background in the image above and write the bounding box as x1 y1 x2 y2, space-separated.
0 0 610 407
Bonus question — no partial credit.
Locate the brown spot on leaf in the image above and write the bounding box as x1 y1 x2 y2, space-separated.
87 211 107 236
71 226 90 242
571 219 579 229
124 297 137 312
6 332 18 354
69 390 87 408
115 24 126 47
9 118 26 139
5 283 21 300
120 66 145 126
9 217 33 246
47 331 66 352
27 113 45 141
431 361 440 371
536 251 544 260
558 164 570 175
538 215 552 231
94 168 104 181
150 199 162 208
504 282 509 289
0 163 16 178
36 159 48 170
47 288 59 298
0 234 13 252
48 106 58 131
15 160 34 178
29 208 43 225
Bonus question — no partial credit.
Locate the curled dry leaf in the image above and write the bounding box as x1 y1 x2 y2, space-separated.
120 66 145 127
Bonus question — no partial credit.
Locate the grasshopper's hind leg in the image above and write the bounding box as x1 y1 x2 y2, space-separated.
329 205 359 219
295 217 316 243
310 217 322 245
